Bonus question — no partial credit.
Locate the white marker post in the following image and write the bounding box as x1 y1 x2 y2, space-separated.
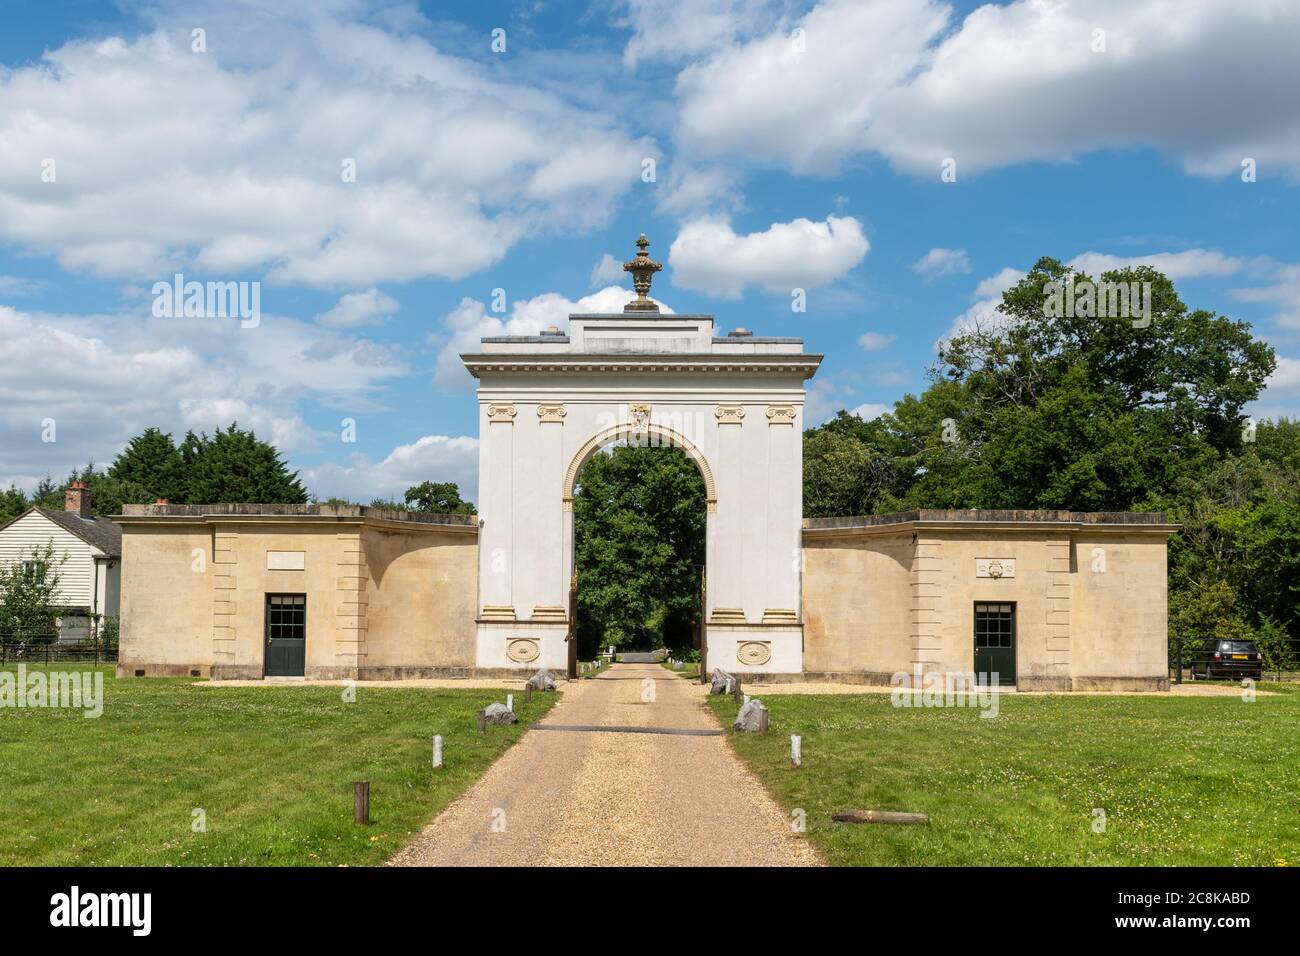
506 693 514 713
791 735 802 768
433 734 444 769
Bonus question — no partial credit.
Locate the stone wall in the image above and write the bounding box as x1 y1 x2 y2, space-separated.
116 505 478 679
800 511 1175 691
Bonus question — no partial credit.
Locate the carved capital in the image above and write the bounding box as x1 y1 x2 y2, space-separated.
536 403 567 423
714 403 745 425
766 403 797 426
487 403 517 423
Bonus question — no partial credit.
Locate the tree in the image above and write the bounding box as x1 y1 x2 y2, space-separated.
803 426 895 518
108 427 185 502
403 481 476 515
573 445 706 656
182 424 308 504
0 543 67 643
0 486 28 526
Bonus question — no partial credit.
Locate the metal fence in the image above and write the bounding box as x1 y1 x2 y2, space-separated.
0 642 118 664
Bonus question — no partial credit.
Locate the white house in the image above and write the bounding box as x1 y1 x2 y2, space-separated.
0 482 121 642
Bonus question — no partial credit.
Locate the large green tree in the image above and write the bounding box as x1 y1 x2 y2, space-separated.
0 542 66 643
573 445 706 656
181 424 308 504
108 427 186 502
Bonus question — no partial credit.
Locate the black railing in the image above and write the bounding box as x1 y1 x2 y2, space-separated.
0 642 118 664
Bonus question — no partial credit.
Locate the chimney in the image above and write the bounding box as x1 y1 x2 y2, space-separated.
65 481 91 517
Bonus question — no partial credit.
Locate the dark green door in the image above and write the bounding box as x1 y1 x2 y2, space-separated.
265 594 306 677
974 602 1015 686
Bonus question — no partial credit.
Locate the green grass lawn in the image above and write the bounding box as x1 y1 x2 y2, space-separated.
660 660 700 681
0 666 553 866
710 684 1300 866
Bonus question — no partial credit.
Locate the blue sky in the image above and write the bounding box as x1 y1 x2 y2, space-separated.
1 0 1298 502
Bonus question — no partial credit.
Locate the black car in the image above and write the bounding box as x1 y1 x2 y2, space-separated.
1192 639 1264 680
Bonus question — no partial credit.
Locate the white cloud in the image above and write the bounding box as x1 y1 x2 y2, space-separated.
654 164 743 217
620 0 779 66
913 248 971 280
1265 355 1300 395
1068 250 1244 281
590 254 626 288
302 434 480 505
433 286 674 390
0 10 652 288
671 0 1300 179
1234 263 1300 330
849 402 889 421
668 215 868 297
857 331 895 352
973 267 1026 300
0 301 407 490
315 289 399 328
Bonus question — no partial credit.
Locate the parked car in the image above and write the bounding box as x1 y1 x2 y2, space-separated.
1192 639 1264 680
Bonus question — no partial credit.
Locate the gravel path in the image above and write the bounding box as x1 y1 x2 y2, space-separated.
389 662 821 867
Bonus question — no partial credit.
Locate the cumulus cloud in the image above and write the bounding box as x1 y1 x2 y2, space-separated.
1235 263 1300 330
0 301 406 490
849 402 890 421
671 0 1300 178
433 286 673 389
315 289 399 328
913 248 971 280
590 254 626 288
619 0 779 66
1068 250 1244 281
668 215 868 297
302 434 480 505
0 8 652 288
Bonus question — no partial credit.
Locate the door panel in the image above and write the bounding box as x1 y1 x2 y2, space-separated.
265 594 306 677
974 602 1015 686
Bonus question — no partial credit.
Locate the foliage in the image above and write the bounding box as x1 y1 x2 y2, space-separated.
365 482 476 515
181 424 308 504
573 444 706 656
0 543 67 643
803 260 1295 660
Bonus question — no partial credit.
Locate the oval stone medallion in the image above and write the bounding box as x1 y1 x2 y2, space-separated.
506 638 540 663
736 641 771 666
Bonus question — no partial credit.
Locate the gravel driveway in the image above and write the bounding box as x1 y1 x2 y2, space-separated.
389 662 821 867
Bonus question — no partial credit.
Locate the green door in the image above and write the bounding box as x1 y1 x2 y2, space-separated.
265 594 306 677
974 602 1015 686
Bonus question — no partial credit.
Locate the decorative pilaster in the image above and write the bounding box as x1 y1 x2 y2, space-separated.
335 532 368 674
910 537 943 671
1045 538 1072 678
487 403 517 423
212 531 237 666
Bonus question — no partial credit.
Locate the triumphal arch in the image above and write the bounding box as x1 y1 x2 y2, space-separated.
461 235 821 676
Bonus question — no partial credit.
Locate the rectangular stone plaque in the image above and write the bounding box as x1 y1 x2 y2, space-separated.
266 550 306 571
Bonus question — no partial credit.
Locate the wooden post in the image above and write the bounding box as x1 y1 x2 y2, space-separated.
525 684 532 703
758 707 769 734
353 781 370 825
791 734 802 768
732 681 743 706
475 709 486 733
432 734 443 769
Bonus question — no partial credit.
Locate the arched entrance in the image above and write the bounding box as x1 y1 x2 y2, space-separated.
460 235 821 677
564 425 713 677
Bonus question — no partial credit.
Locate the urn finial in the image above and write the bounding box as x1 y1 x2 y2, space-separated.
622 233 662 312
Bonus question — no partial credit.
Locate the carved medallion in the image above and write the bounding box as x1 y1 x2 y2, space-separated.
487 403 517 423
506 638 540 663
714 404 745 425
766 404 797 425
737 641 772 666
536 403 567 424
976 558 1016 579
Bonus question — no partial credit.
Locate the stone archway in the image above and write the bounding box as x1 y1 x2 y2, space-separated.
460 235 821 676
